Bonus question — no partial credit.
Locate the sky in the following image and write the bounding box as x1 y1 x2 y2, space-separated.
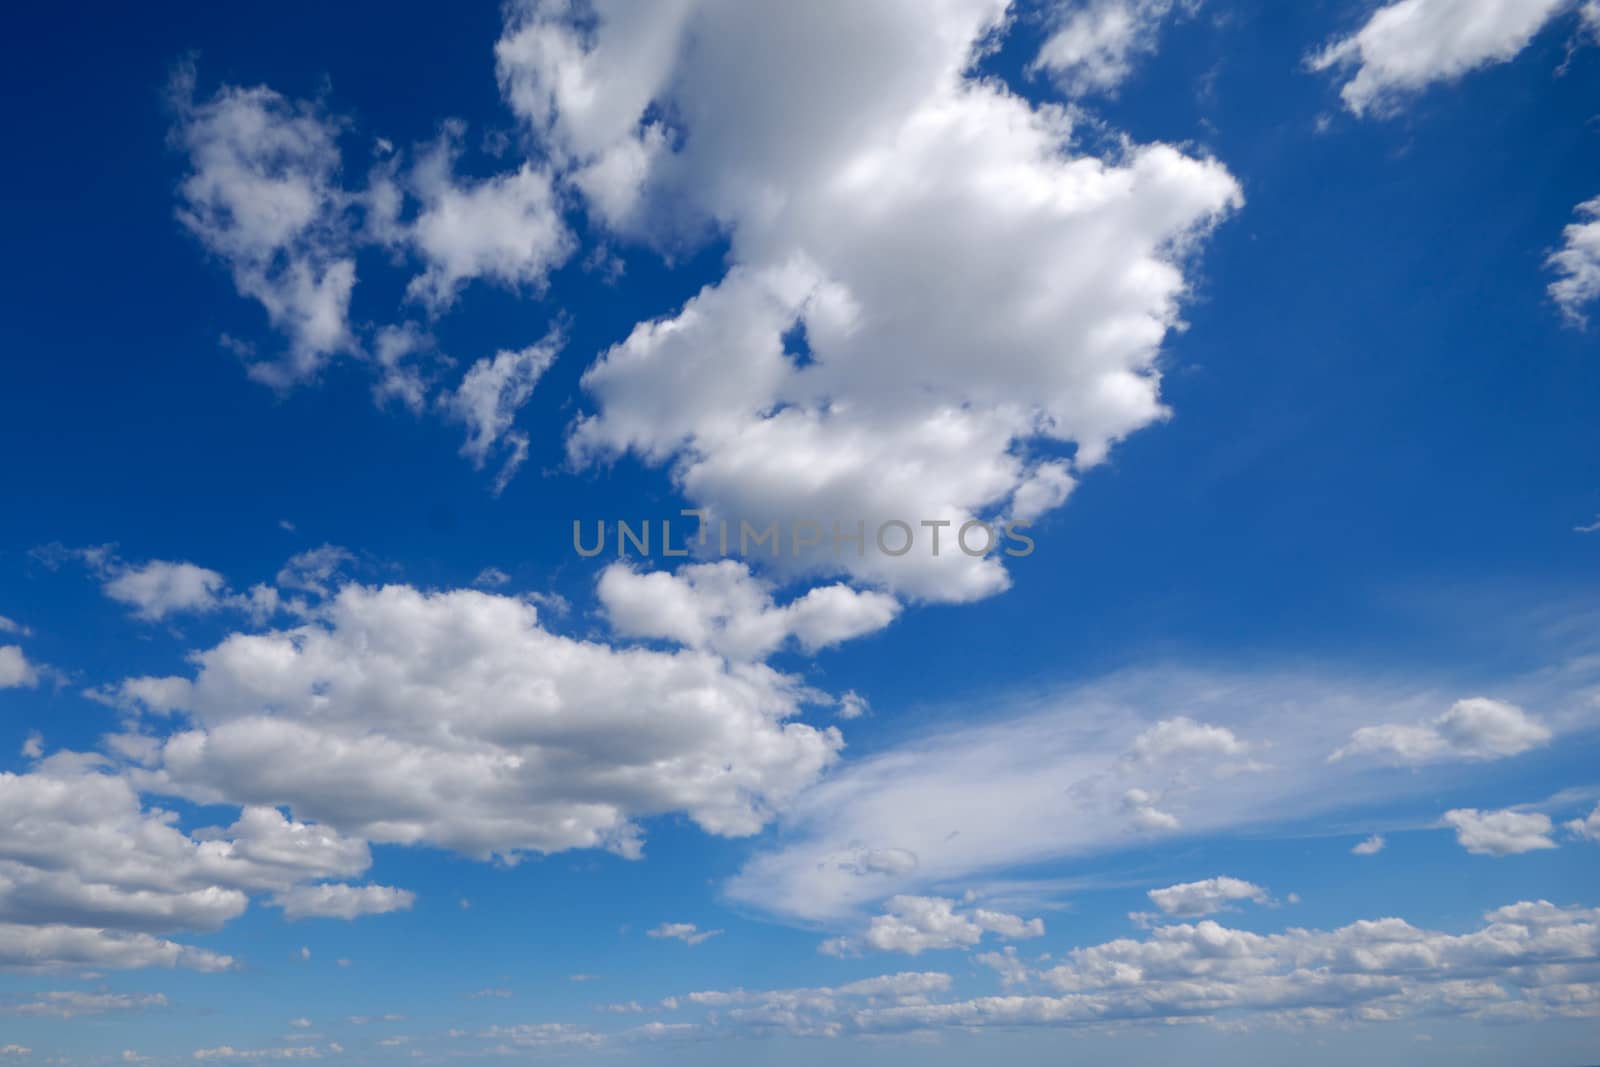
1 0 1600 1063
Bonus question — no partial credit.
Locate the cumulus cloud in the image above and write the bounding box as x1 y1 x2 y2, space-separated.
136 582 842 862
273 884 416 921
102 560 229 621
1443 807 1558 856
1331 698 1550 765
1310 0 1581 116
596 900 1600 1038
1144 876 1268 918
647 923 722 946
1353 833 1387 856
441 333 562 492
1127 716 1254 766
500 0 1240 603
0 647 39 689
1549 195 1600 327
403 121 574 312
860 895 1043 955
170 68 356 386
0 750 416 970
0 992 167 1020
598 561 899 661
0 923 232 975
1567 804 1600 841
1032 0 1199 95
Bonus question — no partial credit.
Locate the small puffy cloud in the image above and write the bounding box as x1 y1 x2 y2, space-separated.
1032 0 1199 96
473 567 511 588
599 561 899 661
835 691 870 720
1565 804 1600 842
276 546 355 600
646 923 721 946
1122 787 1180 832
1310 0 1579 116
1352 834 1386 856
1443 808 1558 856
1549 195 1600 327
441 333 562 493
863 895 1043 956
103 560 228 621
0 647 38 689
1145 876 1268 918
1128 716 1253 766
170 68 356 386
0 616 29 637
404 122 574 311
1331 698 1550 765
273 884 416 921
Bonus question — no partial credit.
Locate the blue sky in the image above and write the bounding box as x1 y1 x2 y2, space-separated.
2 0 1600 1063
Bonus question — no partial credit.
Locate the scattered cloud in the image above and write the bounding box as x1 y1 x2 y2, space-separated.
646 923 722 946
1549 195 1600 327
1032 0 1201 96
1352 834 1387 856
1310 0 1582 116
1331 698 1550 765
1443 807 1558 856
1143 876 1269 918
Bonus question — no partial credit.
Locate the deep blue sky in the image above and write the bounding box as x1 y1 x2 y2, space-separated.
1 2 1598 1064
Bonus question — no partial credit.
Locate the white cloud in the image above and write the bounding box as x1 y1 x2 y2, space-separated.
1549 195 1600 327
614 900 1600 1036
724 666 1591 923
1128 716 1254 765
1567 804 1600 841
598 561 899 661
0 992 167 1020
1331 697 1550 764
0 616 29 637
862 895 1043 955
647 923 722 946
138 582 842 862
1144 876 1268 917
441 333 562 492
171 68 356 386
0 753 393 971
1121 787 1181 832
473 567 511 588
1443 807 1558 856
275 545 354 600
273 884 416 921
0 923 232 974
193 1045 325 1061
502 0 1240 603
103 560 229 621
1032 0 1199 96
1352 833 1387 856
1310 0 1581 116
0 647 38 689
403 121 574 312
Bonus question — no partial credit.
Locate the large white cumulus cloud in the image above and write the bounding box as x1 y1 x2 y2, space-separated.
134 583 843 861
499 0 1241 602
